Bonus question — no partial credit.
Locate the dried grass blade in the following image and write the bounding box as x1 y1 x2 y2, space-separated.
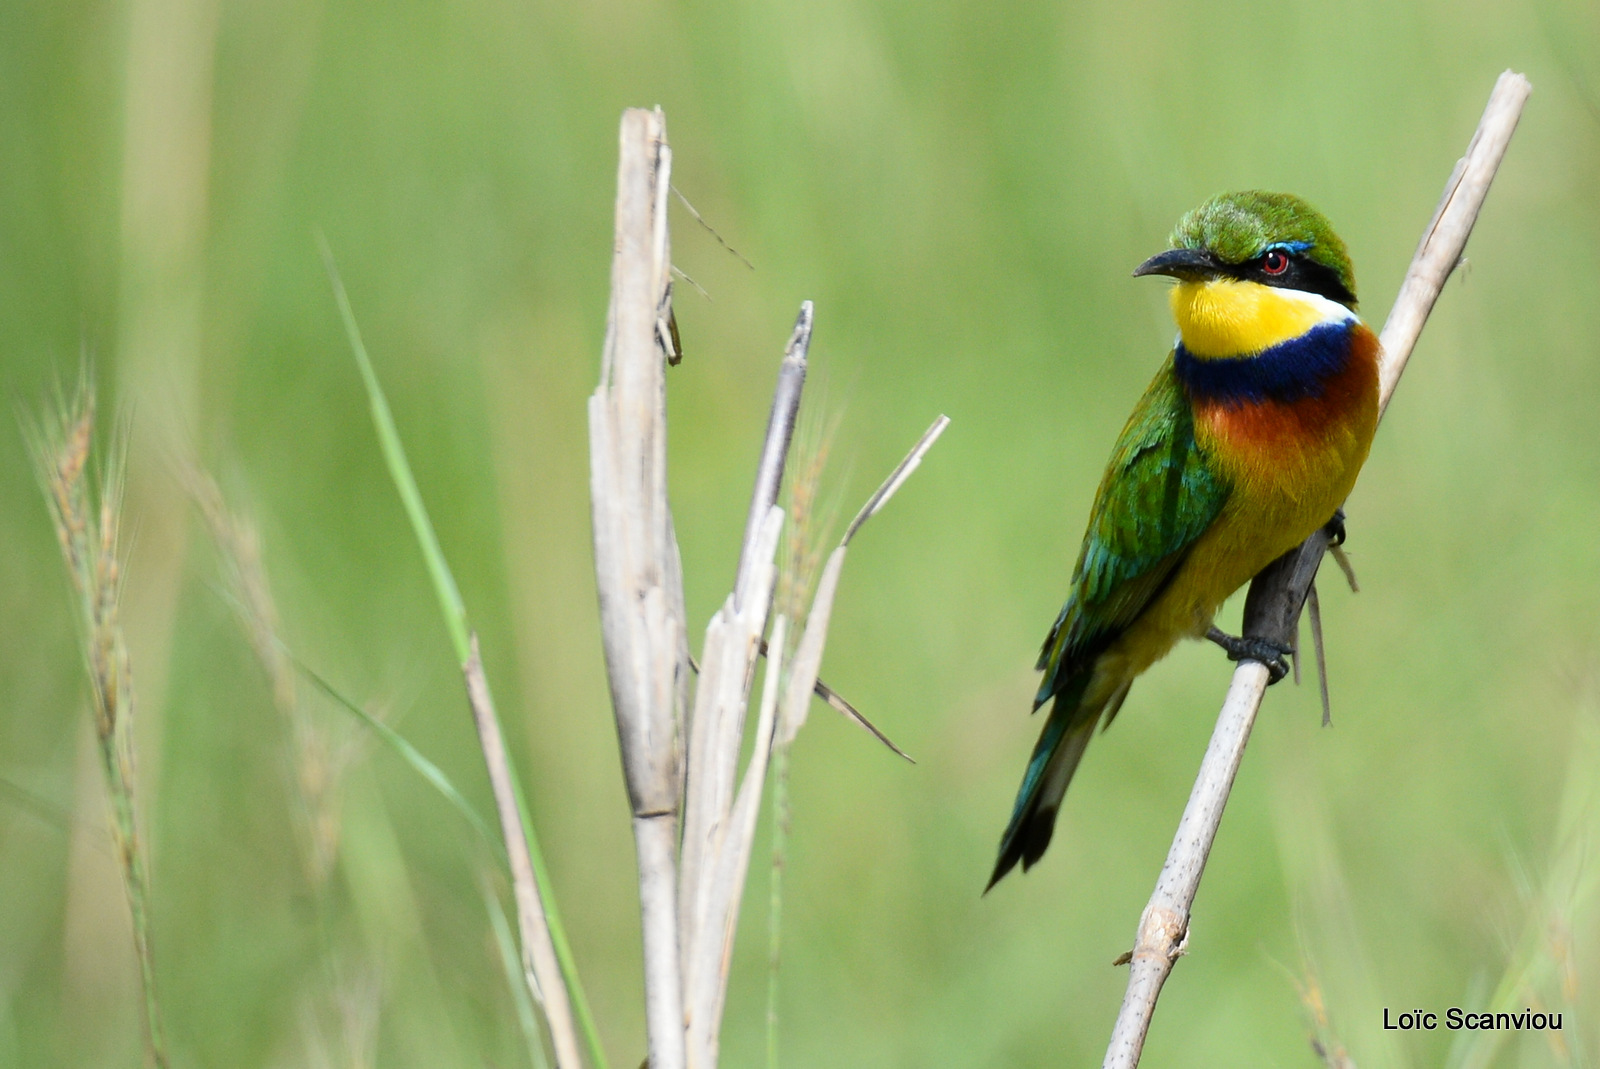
484 875 555 1069
842 415 949 546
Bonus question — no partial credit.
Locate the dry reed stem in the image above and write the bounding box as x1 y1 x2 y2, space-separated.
595 106 948 1068
691 616 789 1066
463 634 582 1068
682 409 947 1066
1103 70 1533 1069
681 302 809 1065
590 106 690 1069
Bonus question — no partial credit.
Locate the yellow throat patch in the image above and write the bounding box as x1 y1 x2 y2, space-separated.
1170 279 1341 359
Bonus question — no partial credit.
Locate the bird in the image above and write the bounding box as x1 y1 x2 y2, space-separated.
987 191 1380 891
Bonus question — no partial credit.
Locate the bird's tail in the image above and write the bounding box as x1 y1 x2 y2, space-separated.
985 669 1126 891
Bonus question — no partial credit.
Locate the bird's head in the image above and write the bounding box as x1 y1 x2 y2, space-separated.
1134 191 1357 310
1134 192 1359 359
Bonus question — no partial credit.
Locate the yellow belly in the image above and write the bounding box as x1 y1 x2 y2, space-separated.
1099 393 1376 681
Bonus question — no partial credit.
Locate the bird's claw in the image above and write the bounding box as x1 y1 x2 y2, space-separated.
1205 627 1294 684
1323 508 1347 546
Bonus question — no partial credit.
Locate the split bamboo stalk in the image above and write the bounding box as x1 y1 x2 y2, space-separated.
589 106 690 1069
678 304 814 1068
593 105 949 1069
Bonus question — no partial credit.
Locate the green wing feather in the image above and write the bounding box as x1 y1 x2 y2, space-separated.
1035 357 1231 707
989 357 1233 889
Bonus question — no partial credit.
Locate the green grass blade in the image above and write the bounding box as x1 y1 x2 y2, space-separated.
293 654 507 866
320 236 470 662
321 242 609 1069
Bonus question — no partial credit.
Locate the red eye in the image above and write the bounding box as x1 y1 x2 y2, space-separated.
1262 249 1290 275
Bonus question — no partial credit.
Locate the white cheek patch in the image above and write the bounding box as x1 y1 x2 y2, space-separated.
1276 287 1357 326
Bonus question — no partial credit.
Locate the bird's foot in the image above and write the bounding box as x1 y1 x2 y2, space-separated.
1206 627 1293 684
1323 507 1347 546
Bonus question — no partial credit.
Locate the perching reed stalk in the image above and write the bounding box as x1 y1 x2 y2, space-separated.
27 374 168 1069
1103 70 1533 1069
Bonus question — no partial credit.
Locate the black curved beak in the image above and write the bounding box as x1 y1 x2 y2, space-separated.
1132 247 1221 280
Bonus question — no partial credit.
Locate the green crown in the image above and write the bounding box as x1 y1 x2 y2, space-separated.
1172 191 1356 301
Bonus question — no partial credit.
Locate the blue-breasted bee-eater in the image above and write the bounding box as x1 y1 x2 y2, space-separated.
988 191 1380 890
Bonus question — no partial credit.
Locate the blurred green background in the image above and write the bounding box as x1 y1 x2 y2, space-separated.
2 0 1598 1065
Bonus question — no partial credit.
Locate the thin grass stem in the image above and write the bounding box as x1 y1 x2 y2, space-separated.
322 245 605 1069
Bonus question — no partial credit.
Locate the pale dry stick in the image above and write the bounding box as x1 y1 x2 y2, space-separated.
463 635 580 1067
679 307 810 950
686 414 951 1067
691 615 789 1068
734 306 811 606
680 505 785 1069
596 105 949 1068
1103 70 1532 1069
682 308 813 1069
589 107 691 1069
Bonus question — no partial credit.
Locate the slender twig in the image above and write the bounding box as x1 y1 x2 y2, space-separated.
733 305 811 605
764 741 791 1069
842 416 949 547
484 875 555 1069
1102 70 1532 1069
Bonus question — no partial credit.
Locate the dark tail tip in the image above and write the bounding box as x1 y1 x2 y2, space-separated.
983 805 1060 894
